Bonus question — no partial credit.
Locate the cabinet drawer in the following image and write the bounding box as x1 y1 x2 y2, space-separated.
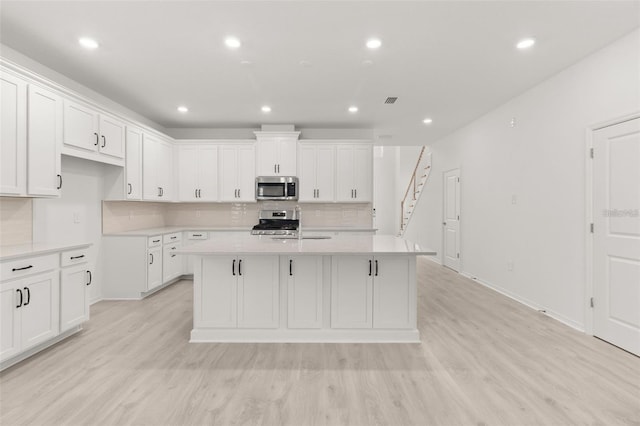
60 247 90 267
1 253 58 281
148 236 163 248
186 231 209 240
163 232 182 244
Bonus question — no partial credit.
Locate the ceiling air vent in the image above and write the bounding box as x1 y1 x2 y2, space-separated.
384 97 398 104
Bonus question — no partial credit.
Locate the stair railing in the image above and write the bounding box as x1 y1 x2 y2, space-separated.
400 146 427 232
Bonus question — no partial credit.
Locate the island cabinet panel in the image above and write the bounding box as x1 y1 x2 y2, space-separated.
286 256 323 329
331 256 373 329
198 256 237 328
372 256 413 329
237 256 280 329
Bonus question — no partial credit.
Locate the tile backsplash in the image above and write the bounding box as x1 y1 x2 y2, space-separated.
102 201 166 234
0 198 33 245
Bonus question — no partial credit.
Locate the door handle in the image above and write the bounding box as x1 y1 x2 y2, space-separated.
149 253 154 264
355 189 357 198
23 287 30 306
16 289 23 308
369 259 372 276
101 135 106 148
128 183 132 194
158 187 162 197
86 270 92 286
274 164 277 173
195 188 198 198
232 259 236 276
94 132 99 146
160 187 164 197
277 164 280 173
375 260 378 276
238 259 242 276
442 222 446 226
289 259 293 276
57 174 62 190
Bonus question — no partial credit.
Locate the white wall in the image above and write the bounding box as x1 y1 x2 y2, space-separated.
404 29 640 331
373 146 397 234
33 156 111 303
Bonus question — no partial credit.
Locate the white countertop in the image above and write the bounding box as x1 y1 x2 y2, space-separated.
175 234 435 256
0 242 92 261
103 226 377 237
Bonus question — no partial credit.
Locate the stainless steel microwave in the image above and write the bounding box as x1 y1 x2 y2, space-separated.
255 176 298 201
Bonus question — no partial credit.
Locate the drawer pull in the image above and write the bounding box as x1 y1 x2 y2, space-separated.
192 234 203 237
12 265 33 272
153 239 160 243
70 255 85 260
171 236 177 239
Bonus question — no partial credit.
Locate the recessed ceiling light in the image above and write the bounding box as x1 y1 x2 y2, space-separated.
423 118 433 125
348 106 359 113
177 106 189 113
240 60 252 66
516 38 536 49
78 37 99 49
261 105 271 113
225 37 241 49
366 38 382 49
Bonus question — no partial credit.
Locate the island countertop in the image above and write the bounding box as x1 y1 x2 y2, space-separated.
175 234 435 256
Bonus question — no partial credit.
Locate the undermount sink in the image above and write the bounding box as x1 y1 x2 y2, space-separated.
272 236 332 240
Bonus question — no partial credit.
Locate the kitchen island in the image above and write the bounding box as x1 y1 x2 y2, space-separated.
176 234 435 343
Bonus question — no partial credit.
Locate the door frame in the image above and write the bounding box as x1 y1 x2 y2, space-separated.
442 167 462 271
584 112 640 336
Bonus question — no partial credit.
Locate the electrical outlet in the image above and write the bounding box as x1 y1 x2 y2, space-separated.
73 212 81 224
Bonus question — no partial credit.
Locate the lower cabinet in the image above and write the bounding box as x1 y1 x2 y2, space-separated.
195 255 279 329
286 256 323 329
147 246 163 291
0 270 60 363
331 255 413 329
60 265 91 333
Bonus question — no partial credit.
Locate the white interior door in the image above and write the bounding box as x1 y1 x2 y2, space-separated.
593 117 640 356
443 169 461 271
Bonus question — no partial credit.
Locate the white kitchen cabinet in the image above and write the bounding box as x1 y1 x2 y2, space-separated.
0 72 27 196
162 233 183 283
336 144 372 202
195 255 279 329
63 100 125 161
298 143 335 202
255 132 299 176
143 135 174 201
125 126 143 200
286 256 323 329
178 144 219 201
27 84 62 197
0 283 21 361
183 231 209 274
147 244 163 291
60 259 91 333
331 255 414 329
219 144 255 202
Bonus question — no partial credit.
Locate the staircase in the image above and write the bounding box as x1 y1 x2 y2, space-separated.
399 147 432 236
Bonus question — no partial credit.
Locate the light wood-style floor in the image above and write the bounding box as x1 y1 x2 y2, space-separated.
1 258 638 425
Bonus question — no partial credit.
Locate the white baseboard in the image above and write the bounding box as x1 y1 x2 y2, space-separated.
423 255 441 265
459 271 585 332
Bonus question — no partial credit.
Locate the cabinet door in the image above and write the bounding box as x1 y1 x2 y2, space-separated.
197 256 237 328
142 135 159 200
63 100 98 152
157 141 174 201
237 256 279 328
0 282 21 362
60 265 90 332
0 73 27 195
335 145 355 202
255 139 279 176
125 127 143 200
198 145 219 201
277 138 297 176
20 271 59 351
331 255 373 328
27 84 62 197
147 247 163 290
99 114 125 158
236 145 255 201
219 146 238 201
315 145 336 202
178 145 199 201
297 144 317 201
372 256 412 329
287 256 322 329
353 145 372 202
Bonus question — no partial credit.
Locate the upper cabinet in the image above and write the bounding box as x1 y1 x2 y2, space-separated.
336 143 372 202
298 143 335 202
177 144 219 202
219 143 255 202
254 132 299 176
63 100 125 164
0 73 27 196
125 126 143 200
143 135 174 201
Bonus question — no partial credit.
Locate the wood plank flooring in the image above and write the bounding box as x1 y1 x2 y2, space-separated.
1 258 638 425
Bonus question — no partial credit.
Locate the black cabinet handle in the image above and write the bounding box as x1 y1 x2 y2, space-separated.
12 265 33 272
127 183 132 194
171 254 176 258
355 189 357 198
192 234 203 237
171 236 177 240
232 259 236 276
317 189 319 198
149 253 154 264
237 189 240 198
195 189 198 198
274 164 277 173
368 259 372 276
101 135 106 148
171 247 176 250
153 239 160 243
198 189 201 198
57 174 62 190
160 187 164 197
375 260 379 276
23 287 30 306
70 255 85 260
238 259 242 276
16 289 23 308
94 132 99 146
289 259 293 276
86 270 92 286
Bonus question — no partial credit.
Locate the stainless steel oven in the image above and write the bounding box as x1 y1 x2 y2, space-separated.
255 176 298 201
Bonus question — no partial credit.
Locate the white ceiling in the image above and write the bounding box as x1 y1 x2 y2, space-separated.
1 1 639 144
